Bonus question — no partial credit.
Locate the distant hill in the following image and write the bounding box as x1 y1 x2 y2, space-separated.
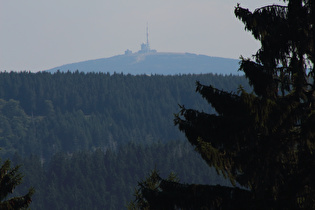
45 52 241 75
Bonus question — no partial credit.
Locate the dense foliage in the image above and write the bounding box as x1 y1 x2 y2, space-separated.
11 141 230 210
0 72 250 209
0 72 250 160
135 0 315 209
0 158 34 209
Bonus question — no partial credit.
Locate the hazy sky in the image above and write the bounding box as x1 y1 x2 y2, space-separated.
0 0 281 72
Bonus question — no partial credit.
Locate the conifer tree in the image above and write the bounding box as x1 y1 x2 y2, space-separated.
134 0 315 209
0 159 34 209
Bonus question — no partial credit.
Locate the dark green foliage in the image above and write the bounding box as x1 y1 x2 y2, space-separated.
0 99 32 158
0 72 250 159
0 159 34 209
128 170 250 210
11 141 229 210
0 71 248 116
136 0 315 209
0 69 250 209
127 170 180 210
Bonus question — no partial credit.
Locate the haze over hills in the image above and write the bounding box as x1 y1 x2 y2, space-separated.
46 26 241 75
46 24 242 75
45 52 241 75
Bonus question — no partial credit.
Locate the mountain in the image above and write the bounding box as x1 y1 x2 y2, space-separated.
45 52 241 75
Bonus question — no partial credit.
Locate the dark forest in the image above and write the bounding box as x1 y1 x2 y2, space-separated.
0 71 249 209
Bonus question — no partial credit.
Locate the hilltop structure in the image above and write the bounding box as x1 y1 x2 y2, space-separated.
125 24 156 55
46 23 241 75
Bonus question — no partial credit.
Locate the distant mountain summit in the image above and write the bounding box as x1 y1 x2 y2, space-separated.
45 52 241 75
46 25 240 75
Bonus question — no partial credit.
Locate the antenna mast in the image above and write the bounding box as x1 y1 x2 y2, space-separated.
146 23 150 50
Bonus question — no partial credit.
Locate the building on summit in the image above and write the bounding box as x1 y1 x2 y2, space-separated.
125 24 156 55
139 24 156 53
124 49 132 55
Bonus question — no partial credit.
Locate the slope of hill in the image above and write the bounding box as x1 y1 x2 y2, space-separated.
45 52 241 75
0 72 250 159
0 72 250 209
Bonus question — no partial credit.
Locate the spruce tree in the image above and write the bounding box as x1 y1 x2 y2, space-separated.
134 0 315 209
0 159 34 209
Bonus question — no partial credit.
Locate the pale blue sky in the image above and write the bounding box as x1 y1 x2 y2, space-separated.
0 0 282 72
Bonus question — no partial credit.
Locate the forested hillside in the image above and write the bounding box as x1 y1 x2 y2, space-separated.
0 71 250 209
0 71 250 159
12 141 231 209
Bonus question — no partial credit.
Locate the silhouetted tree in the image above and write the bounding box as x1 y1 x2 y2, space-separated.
0 159 34 209
135 0 315 209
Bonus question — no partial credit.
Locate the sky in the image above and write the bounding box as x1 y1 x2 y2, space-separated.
0 0 282 72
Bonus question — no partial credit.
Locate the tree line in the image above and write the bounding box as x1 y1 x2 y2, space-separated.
0 71 249 209
0 72 250 160
11 140 230 210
